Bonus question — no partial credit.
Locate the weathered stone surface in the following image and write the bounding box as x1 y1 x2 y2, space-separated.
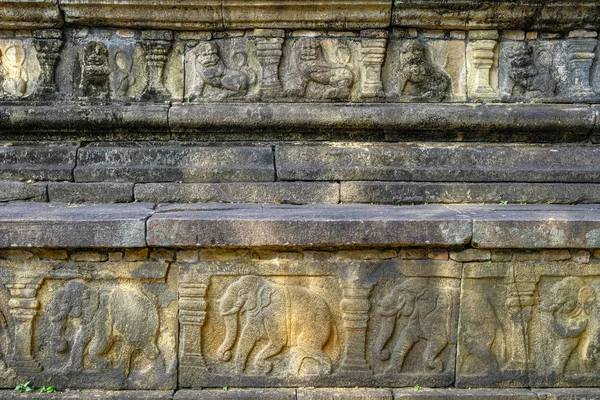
59 0 390 30
0 181 47 202
48 183 134 203
175 389 296 399
277 144 600 183
449 249 490 262
298 388 393 399
0 391 173 399
535 388 600 400
0 145 77 182
394 388 536 399
458 261 600 388
0 203 153 248
0 105 170 133
0 0 62 30
146 204 472 247
177 258 460 387
341 182 600 204
134 183 339 204
471 206 600 248
74 146 274 183
169 104 594 140
392 1 600 31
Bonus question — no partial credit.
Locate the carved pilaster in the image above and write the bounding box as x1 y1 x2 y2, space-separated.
339 279 373 374
32 29 63 99
179 279 209 372
254 29 285 99
6 277 42 374
566 30 598 99
359 30 387 98
468 30 498 100
141 30 173 101
504 265 538 371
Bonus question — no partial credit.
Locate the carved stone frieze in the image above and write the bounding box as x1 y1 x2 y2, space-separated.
0 27 597 104
177 258 460 388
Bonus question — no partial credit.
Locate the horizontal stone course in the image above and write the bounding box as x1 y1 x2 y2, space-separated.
276 144 600 183
74 146 274 183
48 182 134 203
0 145 77 182
0 181 47 202
134 182 339 204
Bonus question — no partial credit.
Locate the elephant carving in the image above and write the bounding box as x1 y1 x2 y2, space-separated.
0 287 15 381
217 275 334 375
48 280 160 377
374 277 452 374
539 277 598 374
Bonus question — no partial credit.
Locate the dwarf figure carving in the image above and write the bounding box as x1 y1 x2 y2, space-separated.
190 42 255 100
399 40 450 102
79 41 111 99
507 42 556 98
1 43 28 97
287 37 354 99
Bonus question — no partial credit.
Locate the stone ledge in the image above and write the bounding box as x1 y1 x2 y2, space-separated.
392 0 600 31
58 0 391 30
0 203 598 249
0 203 153 248
169 104 594 140
0 0 63 30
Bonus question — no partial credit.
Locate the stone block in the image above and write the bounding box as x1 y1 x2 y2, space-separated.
170 104 594 141
472 206 600 248
278 144 600 183
0 203 152 248
0 259 176 389
450 249 490 262
177 258 460 387
35 249 68 260
75 146 274 183
572 250 591 264
0 391 174 399
71 251 108 262
0 145 77 181
542 250 572 262
124 248 149 262
0 181 47 202
536 389 600 400
459 261 600 388
134 183 339 204
146 204 472 247
298 388 393 399
341 182 600 205
0 0 62 30
394 388 537 399
48 183 134 203
175 389 296 399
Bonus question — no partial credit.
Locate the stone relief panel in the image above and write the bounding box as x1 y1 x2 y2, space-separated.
458 260 600 388
280 35 359 101
0 35 41 100
177 257 460 388
382 35 465 102
184 35 258 102
56 28 182 102
0 257 177 390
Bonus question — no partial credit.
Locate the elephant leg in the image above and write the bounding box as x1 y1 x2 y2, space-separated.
295 330 332 374
423 335 448 373
87 322 113 370
386 325 419 374
62 326 94 373
234 324 258 374
254 337 285 375
116 343 136 378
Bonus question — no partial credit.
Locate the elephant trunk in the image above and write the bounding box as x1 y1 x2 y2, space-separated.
374 315 396 361
217 314 238 362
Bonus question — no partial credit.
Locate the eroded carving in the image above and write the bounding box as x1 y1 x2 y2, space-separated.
286 37 354 100
48 280 160 377
0 286 15 382
79 41 111 99
190 42 255 101
114 50 136 99
217 275 333 375
506 42 556 98
1 42 28 98
374 277 452 374
398 41 450 102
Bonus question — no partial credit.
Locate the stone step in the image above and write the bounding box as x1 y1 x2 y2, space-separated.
0 202 599 249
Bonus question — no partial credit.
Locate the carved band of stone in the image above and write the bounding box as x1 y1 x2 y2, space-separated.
179 281 209 372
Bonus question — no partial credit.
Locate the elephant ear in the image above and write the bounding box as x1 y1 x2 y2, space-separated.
247 285 273 317
579 285 596 315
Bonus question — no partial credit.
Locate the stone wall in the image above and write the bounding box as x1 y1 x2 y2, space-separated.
1 1 600 398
